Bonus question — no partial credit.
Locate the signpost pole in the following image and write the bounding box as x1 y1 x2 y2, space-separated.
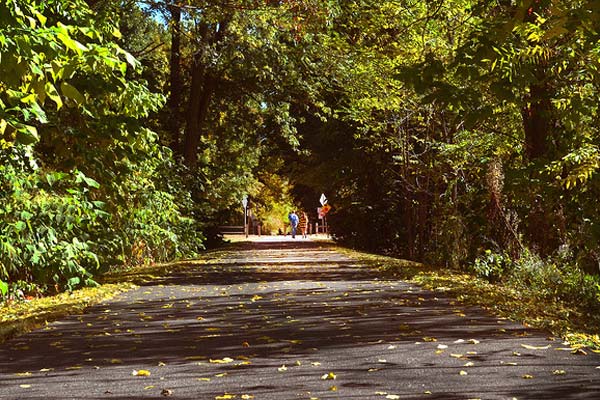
242 195 248 238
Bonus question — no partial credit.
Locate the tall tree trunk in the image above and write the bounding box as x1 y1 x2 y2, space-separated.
182 19 230 168
167 3 182 155
183 62 217 167
522 82 552 160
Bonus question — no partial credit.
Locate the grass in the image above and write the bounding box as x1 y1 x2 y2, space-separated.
0 283 135 344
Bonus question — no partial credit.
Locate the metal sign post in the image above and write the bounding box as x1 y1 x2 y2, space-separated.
319 194 328 235
242 195 248 238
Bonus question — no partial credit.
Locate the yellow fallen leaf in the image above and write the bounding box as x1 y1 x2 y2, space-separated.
251 295 262 302
144 385 155 390
19 384 31 388
450 354 464 359
522 374 534 379
278 365 287 372
464 362 475 367
459 370 468 376
386 395 400 400
132 369 151 376
15 372 32 376
198 378 211 382
215 394 236 400
110 358 123 364
329 385 337 391
209 357 234 364
521 344 551 350
552 369 566 375
321 372 336 380
422 337 437 342
241 395 254 399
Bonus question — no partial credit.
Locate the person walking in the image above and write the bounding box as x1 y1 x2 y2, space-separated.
288 210 299 238
299 211 309 238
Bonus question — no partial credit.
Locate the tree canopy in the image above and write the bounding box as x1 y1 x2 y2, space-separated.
1 0 600 307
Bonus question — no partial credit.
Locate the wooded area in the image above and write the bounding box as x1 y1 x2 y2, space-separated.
1 0 599 319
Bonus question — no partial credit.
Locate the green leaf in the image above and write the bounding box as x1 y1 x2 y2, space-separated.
60 82 85 105
0 280 7 296
45 81 63 110
15 124 39 145
75 171 100 188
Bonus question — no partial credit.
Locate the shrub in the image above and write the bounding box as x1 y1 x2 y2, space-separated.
470 250 513 283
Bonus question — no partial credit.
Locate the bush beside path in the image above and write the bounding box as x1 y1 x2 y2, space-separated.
1 238 599 399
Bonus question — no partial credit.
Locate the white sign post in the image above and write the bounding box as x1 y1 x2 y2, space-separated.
242 195 248 237
319 193 328 234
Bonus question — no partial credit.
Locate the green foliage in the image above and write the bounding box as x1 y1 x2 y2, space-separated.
0 280 7 297
0 157 106 291
471 250 513 283
0 0 205 296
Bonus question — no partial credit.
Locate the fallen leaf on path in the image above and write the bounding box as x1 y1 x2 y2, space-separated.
321 372 336 380
459 370 468 376
572 348 588 355
522 374 534 379
209 357 234 364
19 384 32 388
241 395 254 399
552 370 566 375
386 395 400 399
328 385 337 391
215 394 236 399
132 369 151 376
278 365 287 372
521 344 551 350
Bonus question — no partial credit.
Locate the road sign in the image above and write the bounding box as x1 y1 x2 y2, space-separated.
320 193 327 206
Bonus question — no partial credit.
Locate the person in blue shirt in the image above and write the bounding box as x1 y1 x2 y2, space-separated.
288 211 299 238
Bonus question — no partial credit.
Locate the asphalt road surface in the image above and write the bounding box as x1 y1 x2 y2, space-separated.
1 238 599 399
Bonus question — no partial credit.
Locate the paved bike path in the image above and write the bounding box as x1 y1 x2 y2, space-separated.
1 239 599 399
